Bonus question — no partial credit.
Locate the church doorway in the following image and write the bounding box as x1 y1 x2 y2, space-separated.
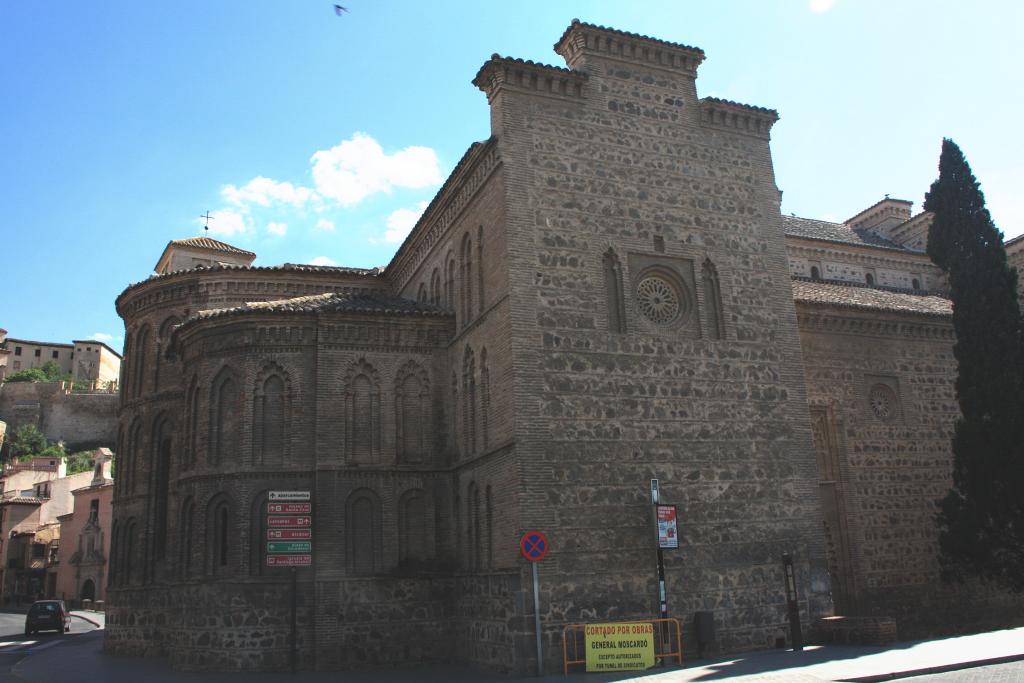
81 579 96 602
809 407 857 613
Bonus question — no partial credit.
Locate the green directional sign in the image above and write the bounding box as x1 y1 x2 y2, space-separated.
267 541 312 554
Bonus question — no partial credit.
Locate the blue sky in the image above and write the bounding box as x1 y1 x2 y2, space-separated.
3 1 1022 350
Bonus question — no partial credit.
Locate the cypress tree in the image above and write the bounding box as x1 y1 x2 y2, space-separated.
926 138 1024 591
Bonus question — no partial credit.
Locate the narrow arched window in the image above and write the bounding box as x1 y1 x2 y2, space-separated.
460 233 473 326
485 484 494 568
128 419 142 495
210 368 241 465
396 362 429 464
810 266 821 280
912 278 920 290
151 415 173 561
702 259 725 341
603 249 626 333
132 327 150 398
154 316 181 393
180 498 195 577
430 268 441 306
398 489 429 563
207 495 233 576
445 256 456 310
417 282 427 303
346 489 381 575
254 372 287 465
462 347 476 456
480 348 491 451
866 272 875 286
344 359 380 464
477 226 485 314
185 378 200 470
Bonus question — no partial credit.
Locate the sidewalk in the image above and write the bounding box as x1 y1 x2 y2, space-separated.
12 625 1024 683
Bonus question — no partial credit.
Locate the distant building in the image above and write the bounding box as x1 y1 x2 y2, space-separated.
0 336 121 390
56 449 113 605
0 458 92 604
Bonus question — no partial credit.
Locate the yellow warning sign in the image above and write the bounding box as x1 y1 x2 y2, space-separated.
584 622 655 672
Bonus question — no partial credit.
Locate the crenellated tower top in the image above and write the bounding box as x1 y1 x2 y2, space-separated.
553 19 705 76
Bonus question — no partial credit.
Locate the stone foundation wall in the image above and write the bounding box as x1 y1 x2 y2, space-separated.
0 381 117 450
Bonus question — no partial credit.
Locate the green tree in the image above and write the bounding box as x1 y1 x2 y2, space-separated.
3 368 48 383
926 138 1024 591
65 450 94 475
7 424 49 461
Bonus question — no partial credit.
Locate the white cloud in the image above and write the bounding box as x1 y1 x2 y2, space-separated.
311 133 442 207
203 208 249 236
309 256 337 266
809 0 835 13
267 221 288 236
222 176 316 208
383 201 430 244
91 332 114 342
315 218 336 232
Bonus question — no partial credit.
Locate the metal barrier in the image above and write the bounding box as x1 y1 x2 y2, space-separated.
562 617 683 675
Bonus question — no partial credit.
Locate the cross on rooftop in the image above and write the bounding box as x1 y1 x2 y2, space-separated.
200 211 214 232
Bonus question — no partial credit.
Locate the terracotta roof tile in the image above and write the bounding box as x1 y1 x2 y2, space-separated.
169 237 256 257
793 278 951 317
783 215 906 250
554 19 705 56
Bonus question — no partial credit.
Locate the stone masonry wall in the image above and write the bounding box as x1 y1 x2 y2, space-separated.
0 381 118 450
797 304 1024 636
484 25 832 666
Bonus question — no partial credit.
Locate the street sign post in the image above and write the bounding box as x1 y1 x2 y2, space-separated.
520 531 550 677
266 491 312 675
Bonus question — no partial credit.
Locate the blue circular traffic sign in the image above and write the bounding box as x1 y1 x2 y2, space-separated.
520 531 549 562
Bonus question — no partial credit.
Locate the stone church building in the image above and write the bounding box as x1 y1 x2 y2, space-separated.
105 21 1023 672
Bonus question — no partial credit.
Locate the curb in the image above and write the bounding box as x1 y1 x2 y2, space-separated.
838 652 1024 682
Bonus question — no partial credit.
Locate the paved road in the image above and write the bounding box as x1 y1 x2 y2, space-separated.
899 660 1024 682
0 611 102 683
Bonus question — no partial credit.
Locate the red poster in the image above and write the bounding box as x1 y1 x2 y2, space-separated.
267 502 311 514
267 528 312 540
267 554 312 567
267 515 312 527
657 505 679 549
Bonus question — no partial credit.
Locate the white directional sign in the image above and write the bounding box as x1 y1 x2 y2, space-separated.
269 490 311 501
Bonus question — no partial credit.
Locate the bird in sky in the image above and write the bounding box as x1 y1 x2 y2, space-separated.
334 5 349 15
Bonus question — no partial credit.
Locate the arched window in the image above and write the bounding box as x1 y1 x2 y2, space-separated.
132 326 150 398
912 278 921 290
253 364 290 465
603 249 626 333
865 272 875 286
702 258 725 341
154 316 181 393
395 361 430 464
207 494 234 576
480 348 491 451
150 414 173 561
123 519 137 586
430 268 441 306
486 485 494 568
810 266 821 280
127 419 143 495
179 498 195 577
346 489 381 575
417 282 427 303
477 226 485 314
209 367 241 466
460 233 473 326
462 347 476 456
249 491 270 576
445 255 456 311
398 489 431 563
344 360 380 464
185 377 200 470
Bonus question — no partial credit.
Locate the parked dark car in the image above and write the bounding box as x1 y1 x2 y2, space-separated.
24 600 70 635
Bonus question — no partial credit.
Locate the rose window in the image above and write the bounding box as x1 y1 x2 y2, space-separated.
869 384 897 422
636 276 681 324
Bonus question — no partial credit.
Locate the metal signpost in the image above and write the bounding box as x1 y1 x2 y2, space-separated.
520 531 549 677
267 490 312 673
651 479 678 665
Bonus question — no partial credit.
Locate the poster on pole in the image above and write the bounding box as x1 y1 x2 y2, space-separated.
584 622 655 672
656 504 678 549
